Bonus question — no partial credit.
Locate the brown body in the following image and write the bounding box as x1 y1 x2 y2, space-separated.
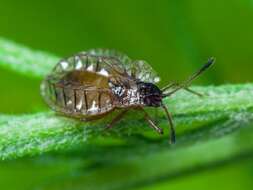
41 51 145 120
60 70 115 119
41 49 214 144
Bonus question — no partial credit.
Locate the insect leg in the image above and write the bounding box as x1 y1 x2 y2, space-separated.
161 104 176 144
138 107 163 135
105 109 129 129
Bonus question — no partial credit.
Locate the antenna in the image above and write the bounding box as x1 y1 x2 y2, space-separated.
162 57 215 97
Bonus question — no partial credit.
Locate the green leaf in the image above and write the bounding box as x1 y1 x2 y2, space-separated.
0 37 58 79
0 37 59 113
1 37 253 190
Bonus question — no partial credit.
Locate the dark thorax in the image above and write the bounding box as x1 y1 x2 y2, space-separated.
137 82 163 107
109 80 163 108
109 78 143 107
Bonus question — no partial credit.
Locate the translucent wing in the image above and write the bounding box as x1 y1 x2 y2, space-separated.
41 51 132 117
43 52 130 100
52 52 123 76
87 49 160 83
130 60 160 83
87 48 131 65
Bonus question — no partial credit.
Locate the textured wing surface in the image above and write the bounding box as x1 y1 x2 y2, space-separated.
41 78 114 117
41 49 161 118
130 60 160 83
87 49 160 83
41 53 123 117
52 52 124 78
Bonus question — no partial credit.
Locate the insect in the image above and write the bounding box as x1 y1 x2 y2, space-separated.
41 49 214 143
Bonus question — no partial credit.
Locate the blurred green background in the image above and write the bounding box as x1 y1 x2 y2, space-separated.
1 0 253 86
1 0 253 190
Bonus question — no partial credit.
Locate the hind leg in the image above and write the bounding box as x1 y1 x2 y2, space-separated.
105 109 129 130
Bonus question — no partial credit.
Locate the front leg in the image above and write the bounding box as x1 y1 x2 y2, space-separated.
161 104 176 144
137 107 164 135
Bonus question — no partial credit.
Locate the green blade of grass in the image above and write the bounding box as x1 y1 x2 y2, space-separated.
1 108 253 190
0 83 253 160
0 37 58 79
0 37 59 113
1 37 253 190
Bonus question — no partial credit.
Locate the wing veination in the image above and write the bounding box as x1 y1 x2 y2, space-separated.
87 49 160 84
131 60 160 83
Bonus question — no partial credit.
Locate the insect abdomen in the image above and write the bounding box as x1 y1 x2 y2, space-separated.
40 52 122 118
41 80 114 117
